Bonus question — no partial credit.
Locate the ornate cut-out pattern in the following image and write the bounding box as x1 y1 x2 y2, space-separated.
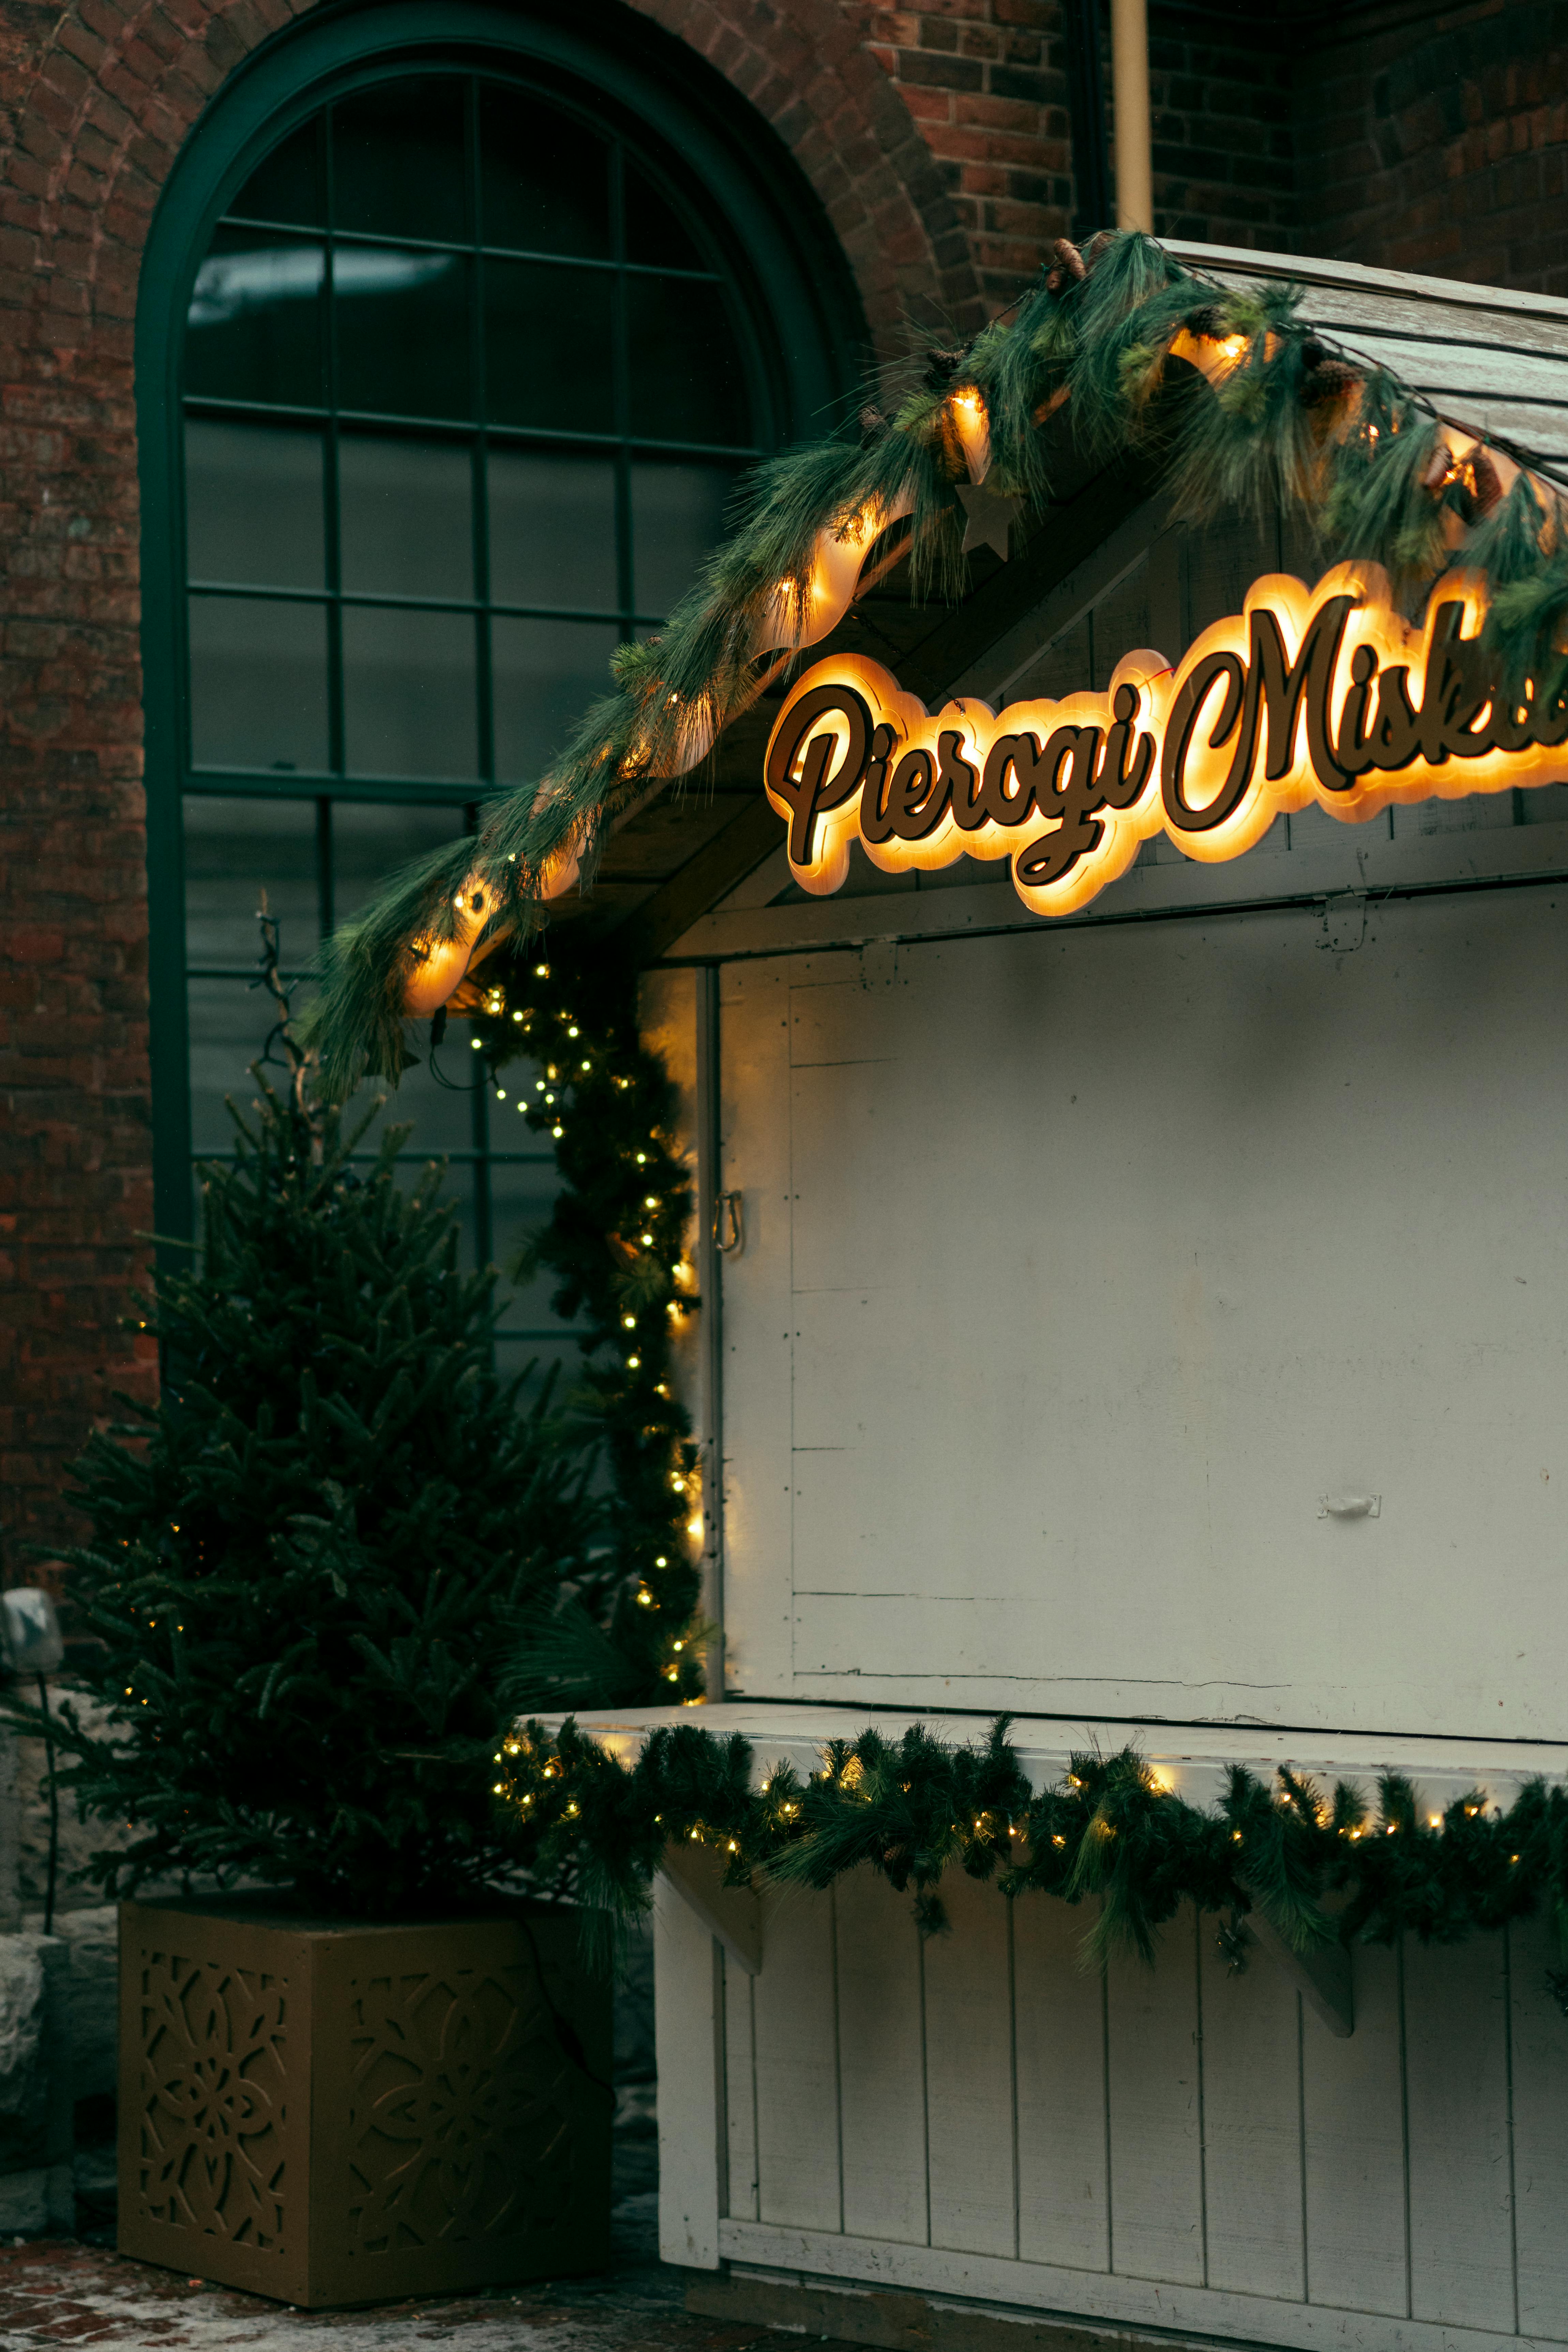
345 1966 573 2254
120 1911 607 2304
133 1944 288 2252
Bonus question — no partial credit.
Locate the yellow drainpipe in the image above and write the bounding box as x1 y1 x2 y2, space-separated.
1111 0 1154 232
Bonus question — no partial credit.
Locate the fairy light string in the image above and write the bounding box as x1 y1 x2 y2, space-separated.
493 1717 1568 2004
467 934 706 1701
302 228 1568 1099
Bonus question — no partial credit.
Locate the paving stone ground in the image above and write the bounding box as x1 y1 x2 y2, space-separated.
0 2202 800 2352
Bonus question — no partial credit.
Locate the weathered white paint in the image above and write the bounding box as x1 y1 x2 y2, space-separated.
641 244 1568 2346
751 1880 842 2234
715 893 1568 1736
653 1867 1568 2348
1013 1889 1109 2273
653 1872 726 2269
661 1841 763 1974
834 1861 928 2245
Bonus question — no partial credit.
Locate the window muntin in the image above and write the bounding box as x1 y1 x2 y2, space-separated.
176 64 774 1370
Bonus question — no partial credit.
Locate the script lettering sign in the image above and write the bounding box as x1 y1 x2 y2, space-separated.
763 562 1568 917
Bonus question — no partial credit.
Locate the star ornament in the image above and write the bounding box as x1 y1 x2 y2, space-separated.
954 469 1022 560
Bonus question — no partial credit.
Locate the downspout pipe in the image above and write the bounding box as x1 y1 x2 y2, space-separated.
1111 0 1154 231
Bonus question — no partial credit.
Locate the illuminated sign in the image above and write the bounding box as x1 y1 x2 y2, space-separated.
763 562 1568 918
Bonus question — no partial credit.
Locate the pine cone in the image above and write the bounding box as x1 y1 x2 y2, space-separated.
1300 356 1360 409
859 404 889 447
1045 237 1086 294
1186 302 1228 340
1423 442 1458 493
923 345 968 391
1469 448 1503 516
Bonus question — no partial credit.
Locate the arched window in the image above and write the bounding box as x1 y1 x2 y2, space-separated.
139 6 862 1374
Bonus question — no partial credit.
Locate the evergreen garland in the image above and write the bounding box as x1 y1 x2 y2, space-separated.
494 1716 1568 1997
457 931 708 1709
300 229 1568 1096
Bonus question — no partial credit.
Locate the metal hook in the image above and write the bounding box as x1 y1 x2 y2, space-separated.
713 1190 743 1256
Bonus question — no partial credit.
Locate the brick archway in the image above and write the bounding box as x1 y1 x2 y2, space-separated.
0 0 980 1578
627 0 986 356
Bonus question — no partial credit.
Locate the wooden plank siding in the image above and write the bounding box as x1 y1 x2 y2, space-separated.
682 1879 1568 2349
728 898 1568 1737
1167 242 1568 468
644 245 1568 2352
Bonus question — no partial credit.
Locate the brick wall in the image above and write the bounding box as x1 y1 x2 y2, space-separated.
846 0 1076 310
842 0 1303 313
853 0 1568 300
1147 5 1296 252
1298 0 1568 293
0 0 179 1588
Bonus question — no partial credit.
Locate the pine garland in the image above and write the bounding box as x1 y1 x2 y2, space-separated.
300 228 1568 1097
494 1717 1568 2000
464 932 708 1709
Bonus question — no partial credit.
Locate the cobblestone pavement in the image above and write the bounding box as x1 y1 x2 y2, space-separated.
0 2203 794 2352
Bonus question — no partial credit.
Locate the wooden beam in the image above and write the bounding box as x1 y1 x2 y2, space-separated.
1247 1911 1354 2037
894 453 1157 699
653 1873 727 2268
660 1838 764 1975
619 795 782 966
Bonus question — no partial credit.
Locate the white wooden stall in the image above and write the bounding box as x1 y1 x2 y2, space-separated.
618 246 1568 2352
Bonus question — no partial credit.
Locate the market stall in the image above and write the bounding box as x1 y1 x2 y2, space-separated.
321 233 1568 2352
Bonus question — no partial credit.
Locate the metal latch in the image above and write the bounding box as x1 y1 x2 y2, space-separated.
714 1191 744 1256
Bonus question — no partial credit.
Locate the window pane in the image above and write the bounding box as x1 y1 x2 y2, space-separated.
492 617 617 783
329 803 479 1148
488 449 616 610
186 421 324 588
188 975 308 1155
333 249 469 420
489 1132 588 1389
631 460 735 617
485 260 613 432
229 120 322 227
339 1037 476 1157
627 276 749 444
184 795 318 971
480 86 611 258
339 435 472 600
189 594 328 773
186 229 324 407
342 606 478 778
332 77 467 245
489 1146 569 1328
494 1330 583 1394
623 162 707 272
331 800 469 919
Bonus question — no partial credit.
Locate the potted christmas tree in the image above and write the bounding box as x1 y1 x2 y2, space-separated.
31 929 613 2308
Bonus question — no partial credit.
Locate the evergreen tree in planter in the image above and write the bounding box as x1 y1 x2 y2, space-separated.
48 1081 597 1915
28 936 615 2306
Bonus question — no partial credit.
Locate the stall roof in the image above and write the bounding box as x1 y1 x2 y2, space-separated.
551 244 1568 964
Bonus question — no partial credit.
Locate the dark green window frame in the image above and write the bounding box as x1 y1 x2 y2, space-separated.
138 0 864 1295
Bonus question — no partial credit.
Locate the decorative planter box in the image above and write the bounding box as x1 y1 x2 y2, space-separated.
117 1898 611 2309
